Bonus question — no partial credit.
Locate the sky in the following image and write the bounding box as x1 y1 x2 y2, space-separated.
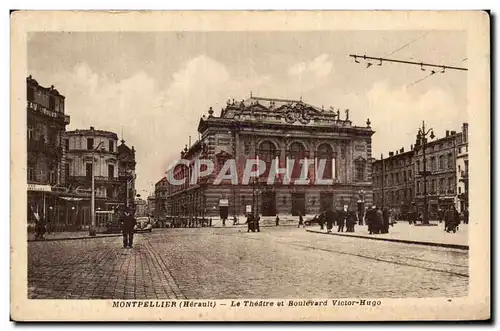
28 31 467 195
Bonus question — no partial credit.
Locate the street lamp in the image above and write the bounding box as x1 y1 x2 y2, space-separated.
417 121 435 225
90 136 105 237
381 153 385 209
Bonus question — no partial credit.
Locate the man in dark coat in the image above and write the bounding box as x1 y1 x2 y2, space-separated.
375 207 383 234
318 210 326 230
382 208 390 234
346 210 357 232
463 208 469 224
297 212 304 228
366 206 376 234
121 207 136 248
337 207 346 232
326 208 336 233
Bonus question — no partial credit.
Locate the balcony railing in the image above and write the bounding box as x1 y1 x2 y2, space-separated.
68 175 121 183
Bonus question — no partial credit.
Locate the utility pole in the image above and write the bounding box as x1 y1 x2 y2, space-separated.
381 153 385 209
417 120 435 225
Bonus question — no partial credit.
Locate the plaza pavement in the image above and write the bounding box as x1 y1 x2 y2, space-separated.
28 226 468 300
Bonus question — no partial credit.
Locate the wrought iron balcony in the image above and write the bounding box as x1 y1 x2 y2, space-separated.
68 175 120 184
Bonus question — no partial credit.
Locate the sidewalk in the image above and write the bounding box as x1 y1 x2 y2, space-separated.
306 221 468 250
28 231 122 242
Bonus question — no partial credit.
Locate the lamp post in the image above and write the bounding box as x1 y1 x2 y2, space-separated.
380 154 385 209
90 135 104 237
417 121 435 225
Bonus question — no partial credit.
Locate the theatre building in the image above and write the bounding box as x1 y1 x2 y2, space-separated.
164 96 374 219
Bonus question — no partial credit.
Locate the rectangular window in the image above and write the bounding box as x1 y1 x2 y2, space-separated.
439 155 444 170
86 163 93 179
448 177 454 193
64 163 70 180
87 138 94 150
458 187 462 194
27 167 35 181
64 139 69 151
355 162 365 181
27 125 34 141
448 153 453 169
49 95 55 110
109 139 114 153
108 164 114 179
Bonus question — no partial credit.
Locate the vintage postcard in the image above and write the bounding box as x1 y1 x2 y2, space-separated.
10 11 490 321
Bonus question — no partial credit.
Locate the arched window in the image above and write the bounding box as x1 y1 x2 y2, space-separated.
257 141 277 179
288 142 306 180
316 143 335 180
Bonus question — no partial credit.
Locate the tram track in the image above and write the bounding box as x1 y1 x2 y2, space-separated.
220 232 469 279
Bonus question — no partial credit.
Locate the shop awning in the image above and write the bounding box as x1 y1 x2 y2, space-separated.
59 197 86 201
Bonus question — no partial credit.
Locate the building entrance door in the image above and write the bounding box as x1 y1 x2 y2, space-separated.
291 192 306 216
261 191 276 216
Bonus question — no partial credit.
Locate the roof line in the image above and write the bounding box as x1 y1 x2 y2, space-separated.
251 96 301 103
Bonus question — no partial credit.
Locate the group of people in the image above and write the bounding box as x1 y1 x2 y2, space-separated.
365 206 392 234
245 213 261 232
313 207 358 233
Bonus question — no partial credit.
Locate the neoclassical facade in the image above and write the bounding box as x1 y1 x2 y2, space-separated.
161 96 374 218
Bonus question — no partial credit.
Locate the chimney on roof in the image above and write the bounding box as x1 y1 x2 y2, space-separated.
90 126 95 131
400 147 404 153
446 130 450 137
411 144 414 150
463 123 468 143
451 130 456 135
389 151 394 157
396 151 399 155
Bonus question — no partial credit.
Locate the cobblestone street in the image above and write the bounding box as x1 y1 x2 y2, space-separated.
28 227 468 300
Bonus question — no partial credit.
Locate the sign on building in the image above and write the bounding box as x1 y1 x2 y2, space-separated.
27 184 52 192
219 199 229 207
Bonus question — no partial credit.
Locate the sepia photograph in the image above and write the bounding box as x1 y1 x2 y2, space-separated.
10 10 490 321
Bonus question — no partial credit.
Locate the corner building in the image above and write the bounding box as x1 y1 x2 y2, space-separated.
165 96 374 218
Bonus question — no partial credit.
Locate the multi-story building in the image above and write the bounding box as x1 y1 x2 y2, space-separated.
154 177 168 218
63 127 122 224
147 195 156 217
372 123 469 218
456 123 469 213
164 96 374 218
135 197 147 217
372 147 414 215
413 128 462 218
27 75 70 224
118 139 137 209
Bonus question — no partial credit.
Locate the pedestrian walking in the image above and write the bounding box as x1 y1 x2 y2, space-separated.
275 215 280 226
246 213 254 232
298 212 305 228
346 210 356 232
326 207 336 233
375 207 383 234
318 210 326 230
121 207 136 249
337 207 346 232
463 208 469 224
382 208 390 234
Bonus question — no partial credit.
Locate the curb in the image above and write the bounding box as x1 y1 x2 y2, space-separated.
211 224 298 229
306 230 469 250
28 233 123 242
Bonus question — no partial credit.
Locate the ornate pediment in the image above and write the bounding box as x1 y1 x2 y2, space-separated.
280 103 318 125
